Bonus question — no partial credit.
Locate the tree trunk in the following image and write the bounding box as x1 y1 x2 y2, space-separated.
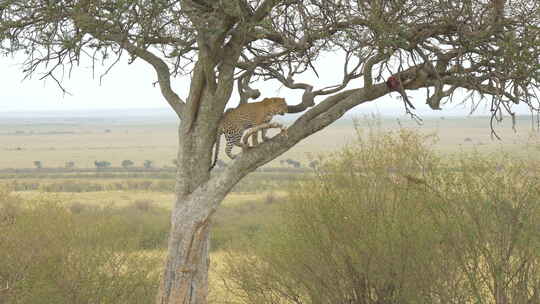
156 202 212 304
157 168 238 304
156 81 229 304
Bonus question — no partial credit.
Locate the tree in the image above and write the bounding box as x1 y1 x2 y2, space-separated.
143 160 153 169
94 160 111 169
32 161 42 169
121 159 134 169
2 1 539 303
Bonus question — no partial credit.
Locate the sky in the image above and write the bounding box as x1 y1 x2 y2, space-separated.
0 56 177 112
0 55 535 118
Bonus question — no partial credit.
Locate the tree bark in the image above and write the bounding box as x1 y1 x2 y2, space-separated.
156 143 218 304
157 212 211 304
156 158 248 304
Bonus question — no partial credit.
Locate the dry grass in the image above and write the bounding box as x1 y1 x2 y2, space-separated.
1 116 538 169
13 190 275 209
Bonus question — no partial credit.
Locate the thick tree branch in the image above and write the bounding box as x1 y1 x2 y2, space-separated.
220 82 389 182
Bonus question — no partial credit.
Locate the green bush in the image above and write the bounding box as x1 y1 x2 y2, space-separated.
222 129 540 304
0 192 162 304
431 154 540 304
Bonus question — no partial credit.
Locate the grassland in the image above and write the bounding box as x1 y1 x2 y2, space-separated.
1 112 539 170
1 111 539 303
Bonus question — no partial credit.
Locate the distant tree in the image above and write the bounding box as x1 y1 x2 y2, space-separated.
121 160 134 169
33 161 42 169
285 159 301 168
65 161 75 169
143 160 153 169
308 160 320 170
94 161 111 169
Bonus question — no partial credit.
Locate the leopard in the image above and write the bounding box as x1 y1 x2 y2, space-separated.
211 97 288 170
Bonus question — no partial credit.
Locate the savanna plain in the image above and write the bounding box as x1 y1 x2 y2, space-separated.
1 111 539 303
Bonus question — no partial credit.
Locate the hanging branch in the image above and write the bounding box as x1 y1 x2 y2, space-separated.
237 69 261 105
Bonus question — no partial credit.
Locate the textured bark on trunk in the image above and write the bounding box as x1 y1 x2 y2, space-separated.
156 153 217 304
157 208 211 304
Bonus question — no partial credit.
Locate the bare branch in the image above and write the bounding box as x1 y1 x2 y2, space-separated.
237 70 261 105
72 12 186 118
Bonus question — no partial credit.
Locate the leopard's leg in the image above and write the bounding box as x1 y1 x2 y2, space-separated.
260 117 271 142
261 128 269 141
225 132 241 159
250 131 259 146
225 140 236 159
229 130 250 155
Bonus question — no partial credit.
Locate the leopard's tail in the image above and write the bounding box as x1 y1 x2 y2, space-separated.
210 132 221 171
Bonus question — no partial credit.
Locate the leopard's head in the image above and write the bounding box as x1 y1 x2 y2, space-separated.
262 97 288 116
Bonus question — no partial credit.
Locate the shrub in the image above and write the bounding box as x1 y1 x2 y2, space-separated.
431 154 540 304
0 188 22 225
211 200 281 252
0 193 162 303
222 129 540 304
68 201 87 214
264 192 277 204
133 199 154 212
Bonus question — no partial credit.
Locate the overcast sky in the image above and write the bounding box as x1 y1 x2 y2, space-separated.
0 55 534 117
